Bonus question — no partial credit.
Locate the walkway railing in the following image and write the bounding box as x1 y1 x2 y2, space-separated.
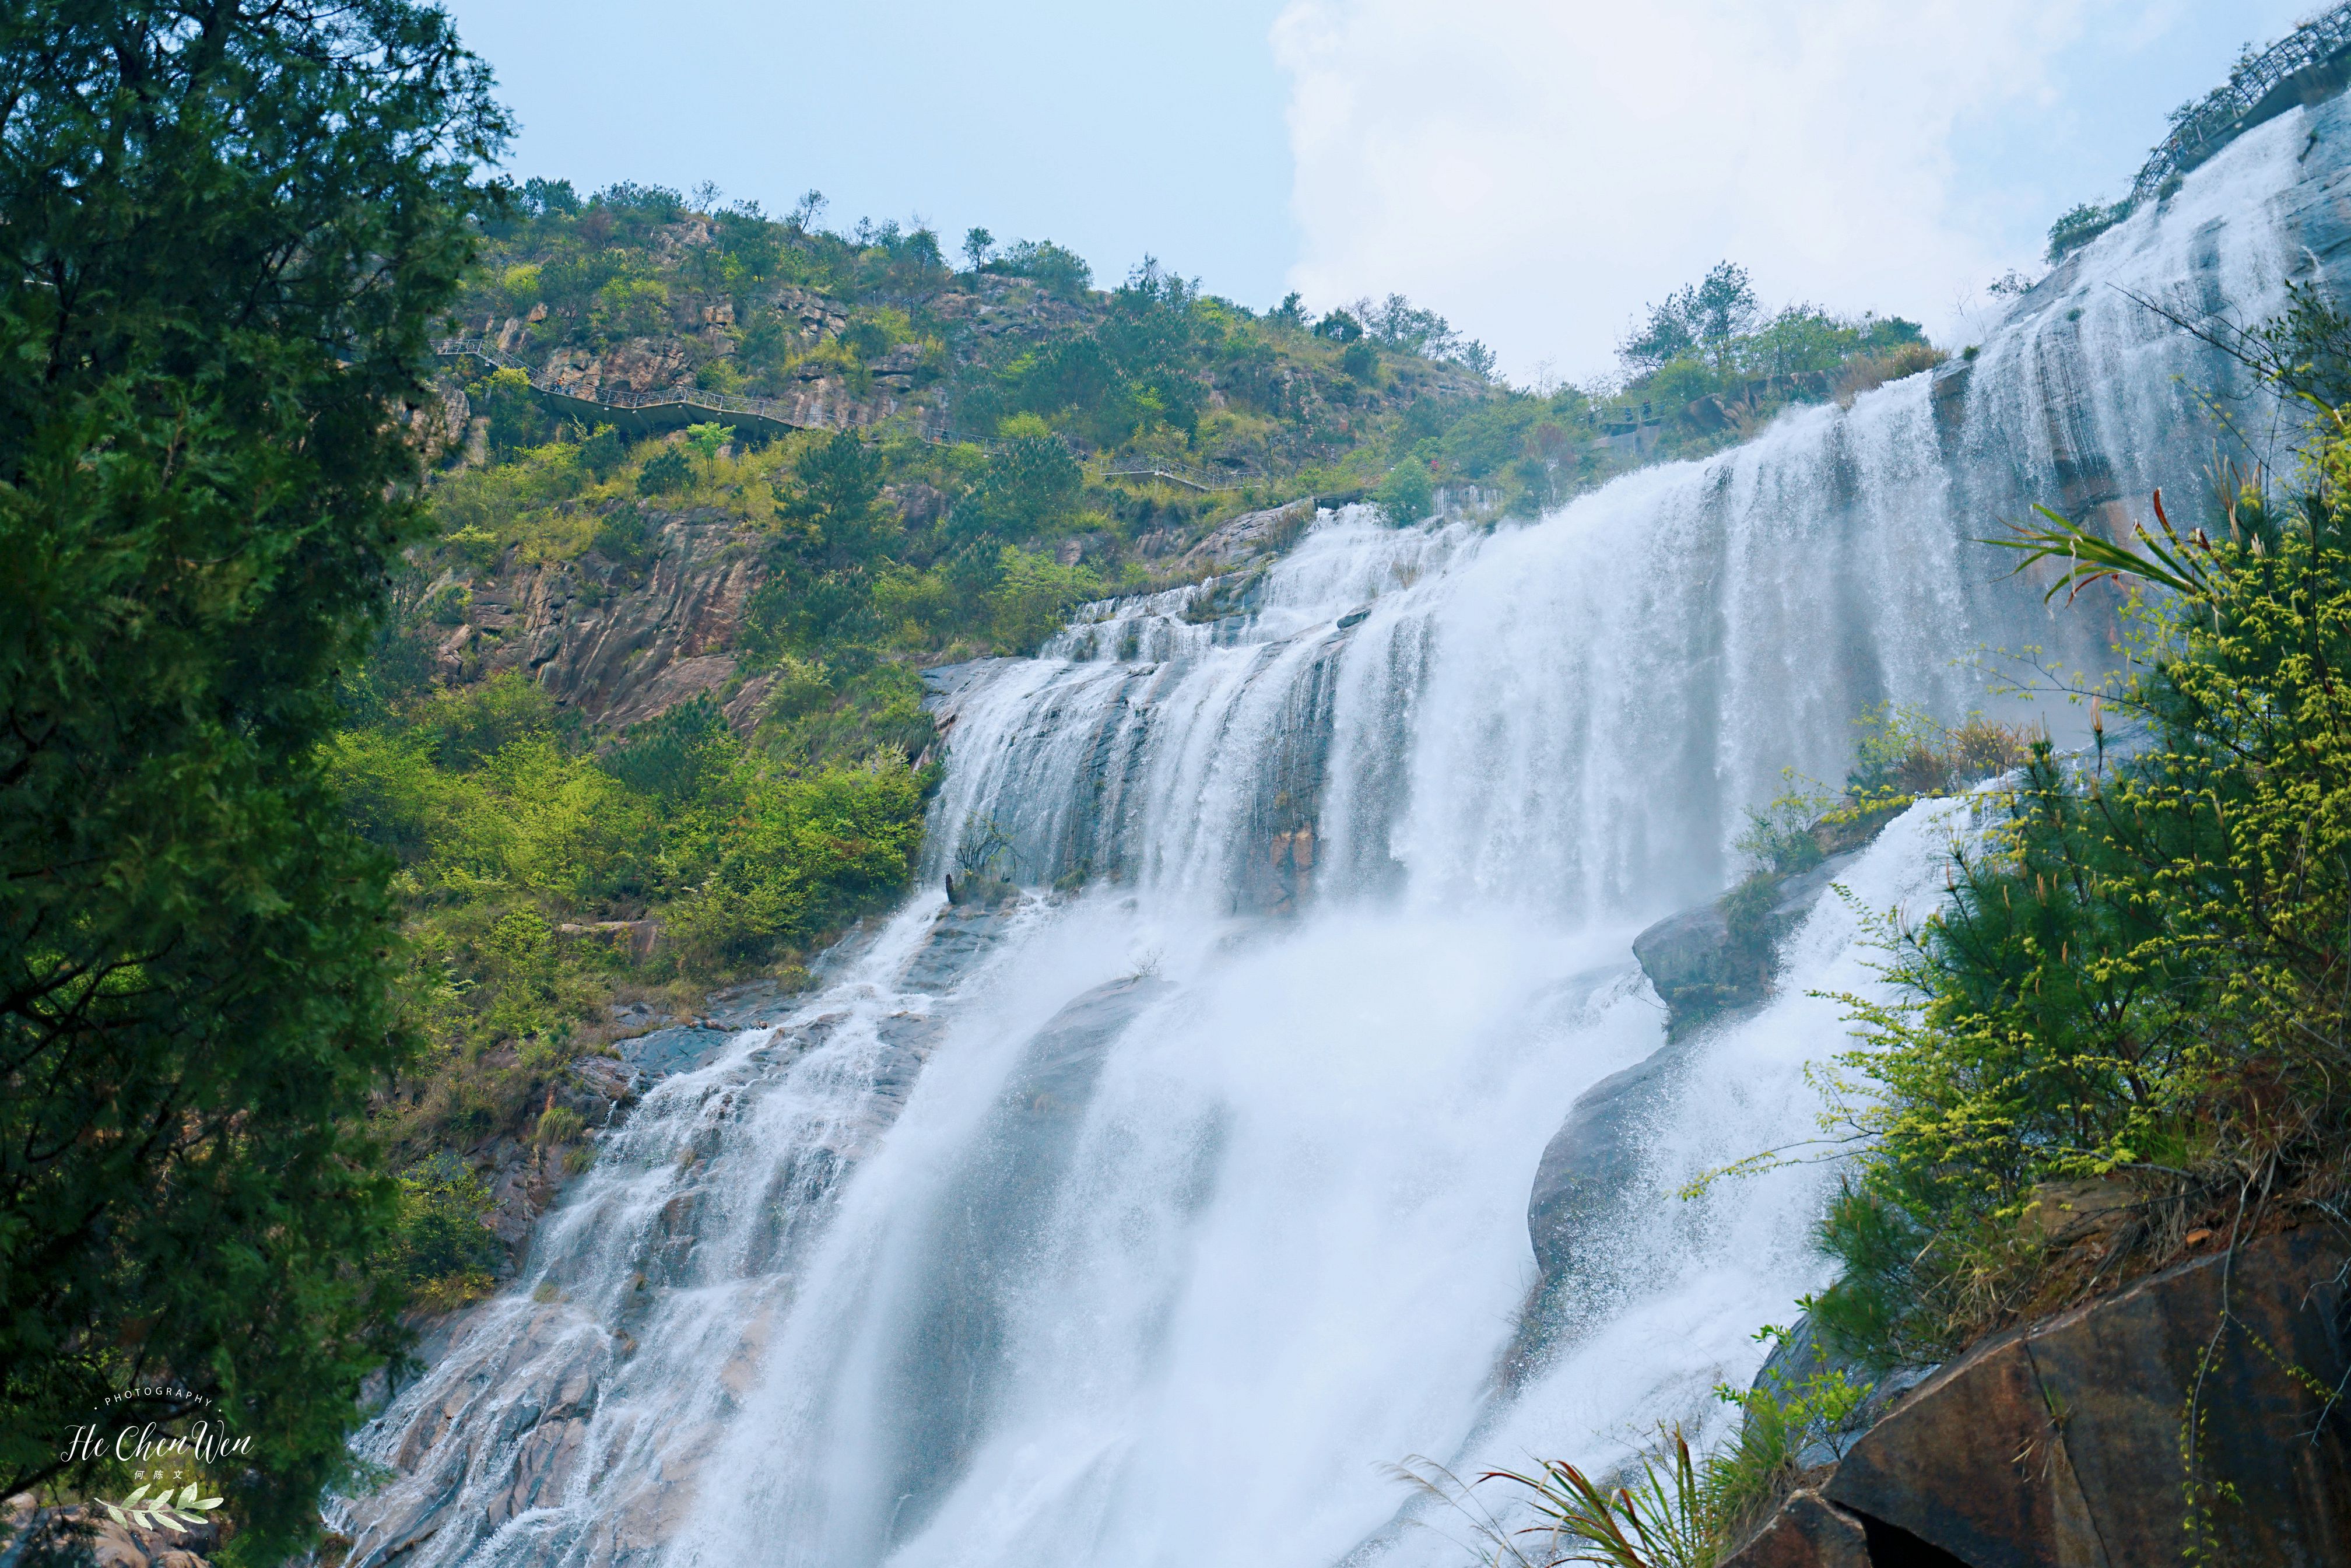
434 337 842 430
1100 462 1267 493
2131 2 2351 204
435 338 1309 493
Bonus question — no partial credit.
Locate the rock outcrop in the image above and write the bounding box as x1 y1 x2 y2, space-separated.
1632 849 1864 1040
434 506 770 734
1723 1224 2351 1567
1518 846 1871 1352
1175 496 1317 574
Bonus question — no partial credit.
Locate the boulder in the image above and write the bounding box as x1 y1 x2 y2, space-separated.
1631 850 1864 1037
1822 1225 2351 1567
1722 1490 1873 1568
1525 1033 1699 1282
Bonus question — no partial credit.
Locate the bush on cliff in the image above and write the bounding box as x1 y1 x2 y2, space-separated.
331 678 928 1166
1812 374 2351 1369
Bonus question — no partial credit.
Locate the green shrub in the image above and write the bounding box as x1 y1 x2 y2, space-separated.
2045 199 2129 264
1375 460 1434 525
592 501 653 564
387 1156 503 1307
447 524 503 569
533 1105 585 1148
427 583 473 625
579 423 626 478
637 446 692 495
1810 394 2351 1367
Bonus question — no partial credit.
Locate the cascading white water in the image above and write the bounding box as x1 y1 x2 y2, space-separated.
336 96 2330 1568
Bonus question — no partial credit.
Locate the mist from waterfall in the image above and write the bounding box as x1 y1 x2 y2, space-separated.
334 99 2321 1568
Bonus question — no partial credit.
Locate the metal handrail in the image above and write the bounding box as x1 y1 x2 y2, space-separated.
1099 462 1269 493
2131 2 2351 204
434 337 1314 490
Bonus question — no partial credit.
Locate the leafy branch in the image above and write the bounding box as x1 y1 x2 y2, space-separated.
1984 488 2220 606
95 1482 224 1534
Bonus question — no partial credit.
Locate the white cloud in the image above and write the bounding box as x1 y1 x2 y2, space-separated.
1271 0 2118 380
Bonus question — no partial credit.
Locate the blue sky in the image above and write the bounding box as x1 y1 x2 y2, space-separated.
443 1 2317 377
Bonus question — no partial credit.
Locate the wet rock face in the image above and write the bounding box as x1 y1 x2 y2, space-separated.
1729 1226 2351 1567
1631 850 1864 1040
1524 1029 1697 1285
1520 848 1869 1329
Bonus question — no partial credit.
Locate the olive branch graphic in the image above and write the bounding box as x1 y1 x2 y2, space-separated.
96 1482 223 1532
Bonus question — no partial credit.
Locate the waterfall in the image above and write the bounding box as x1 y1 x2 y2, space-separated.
334 93 2333 1568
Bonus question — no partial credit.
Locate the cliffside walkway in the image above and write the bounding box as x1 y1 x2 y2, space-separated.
434 336 869 444
434 338 1287 492
1099 462 1251 493
2132 2 2351 203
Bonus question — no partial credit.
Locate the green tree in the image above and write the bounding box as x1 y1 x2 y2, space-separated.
1623 261 1760 371
579 422 627 479
685 419 732 470
637 445 692 495
0 1 504 1554
949 427 1082 546
1376 461 1435 525
773 432 896 570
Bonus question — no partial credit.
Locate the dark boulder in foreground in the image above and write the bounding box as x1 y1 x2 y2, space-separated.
1724 1224 2351 1566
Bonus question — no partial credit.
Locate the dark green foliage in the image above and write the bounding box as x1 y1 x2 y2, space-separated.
1375 461 1434 524
637 446 692 495
0 0 505 1550
521 177 579 217
578 422 627 479
481 367 547 455
988 238 1093 294
1623 261 1761 370
329 670 929 1092
1358 293 1464 357
741 434 900 664
1341 339 1379 382
2046 199 2129 264
383 1156 503 1306
601 696 732 802
773 433 895 568
1816 397 2351 1369
1315 309 1364 342
591 501 653 565
952 432 1084 545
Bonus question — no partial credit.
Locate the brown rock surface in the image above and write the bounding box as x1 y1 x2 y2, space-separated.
1176 496 1317 574
447 508 764 732
1723 1489 1873 1568
1823 1224 2351 1567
